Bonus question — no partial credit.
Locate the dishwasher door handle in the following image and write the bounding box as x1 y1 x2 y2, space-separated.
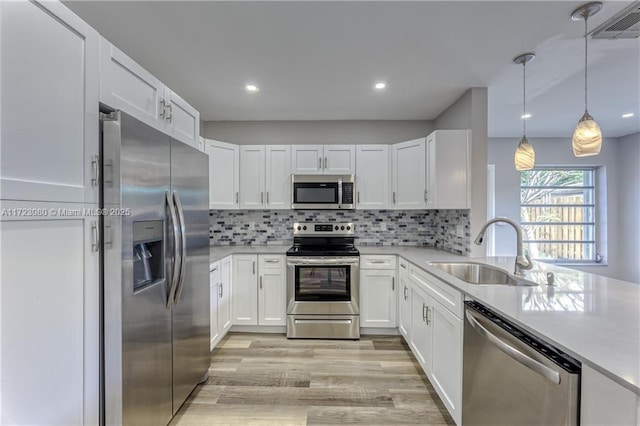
465 310 561 385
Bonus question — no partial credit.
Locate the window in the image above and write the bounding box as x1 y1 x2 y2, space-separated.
520 168 599 263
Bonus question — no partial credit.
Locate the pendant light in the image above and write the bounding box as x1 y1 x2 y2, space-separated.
513 53 536 171
571 2 603 157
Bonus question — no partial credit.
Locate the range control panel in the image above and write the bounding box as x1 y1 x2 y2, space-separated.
293 222 355 237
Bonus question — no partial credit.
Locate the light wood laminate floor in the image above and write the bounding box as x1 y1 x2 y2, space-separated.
170 333 455 425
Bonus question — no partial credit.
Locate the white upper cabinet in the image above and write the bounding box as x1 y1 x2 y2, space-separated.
391 138 427 209
1 1 99 204
205 140 239 209
99 37 200 148
291 145 324 174
239 146 266 209
426 130 470 209
164 88 200 147
291 145 355 175
265 145 292 209
355 145 389 209
324 145 356 174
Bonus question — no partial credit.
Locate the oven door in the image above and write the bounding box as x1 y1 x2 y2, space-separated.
286 256 360 315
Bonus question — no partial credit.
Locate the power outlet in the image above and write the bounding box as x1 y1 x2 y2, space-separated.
456 224 464 237
380 222 387 231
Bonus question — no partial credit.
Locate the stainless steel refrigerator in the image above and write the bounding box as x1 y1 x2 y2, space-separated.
101 111 209 425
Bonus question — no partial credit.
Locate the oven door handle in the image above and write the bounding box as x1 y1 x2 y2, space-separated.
286 257 360 265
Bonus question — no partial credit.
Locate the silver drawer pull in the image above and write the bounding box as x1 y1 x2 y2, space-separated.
265 259 280 263
369 260 387 264
295 319 352 325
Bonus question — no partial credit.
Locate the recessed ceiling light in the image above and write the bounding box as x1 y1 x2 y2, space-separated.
622 112 634 118
246 84 259 92
521 113 532 119
374 82 387 90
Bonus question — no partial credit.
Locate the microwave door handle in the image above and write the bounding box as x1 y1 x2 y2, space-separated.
338 179 343 207
172 191 188 305
166 190 180 309
465 309 561 385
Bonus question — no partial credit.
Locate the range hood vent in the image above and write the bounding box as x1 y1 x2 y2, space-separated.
591 1 640 39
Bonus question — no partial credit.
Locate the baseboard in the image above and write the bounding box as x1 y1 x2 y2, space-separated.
360 327 401 336
230 325 287 334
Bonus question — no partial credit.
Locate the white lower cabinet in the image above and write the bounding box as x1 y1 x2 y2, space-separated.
231 254 286 327
210 256 233 350
360 257 397 329
0 202 99 425
581 364 639 426
405 258 463 425
258 255 287 326
398 259 411 339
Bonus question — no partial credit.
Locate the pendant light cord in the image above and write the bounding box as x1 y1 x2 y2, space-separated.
584 17 588 111
522 61 527 136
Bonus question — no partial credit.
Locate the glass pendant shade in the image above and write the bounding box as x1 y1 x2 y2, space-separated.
514 136 535 171
572 110 602 156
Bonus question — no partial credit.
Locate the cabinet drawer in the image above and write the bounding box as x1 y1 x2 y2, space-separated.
409 263 462 318
259 255 285 270
360 255 397 270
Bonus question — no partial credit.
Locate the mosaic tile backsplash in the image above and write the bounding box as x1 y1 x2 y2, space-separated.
209 209 470 255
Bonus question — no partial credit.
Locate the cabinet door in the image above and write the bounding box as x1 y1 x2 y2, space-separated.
99 37 165 131
581 365 639 426
426 130 470 209
0 203 99 425
239 146 266 209
258 255 287 326
291 145 323 174
324 145 355 174
429 300 462 425
409 283 431 371
265 145 292 209
219 256 233 333
391 138 426 209
398 267 411 339
209 264 220 351
165 88 200 148
356 145 389 209
1 1 99 204
206 140 239 209
232 255 258 325
360 269 397 328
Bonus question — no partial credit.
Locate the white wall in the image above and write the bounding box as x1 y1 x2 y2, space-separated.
435 88 488 257
617 133 640 283
201 120 434 145
488 135 639 282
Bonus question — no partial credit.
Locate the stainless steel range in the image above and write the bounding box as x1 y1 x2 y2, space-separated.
286 222 360 339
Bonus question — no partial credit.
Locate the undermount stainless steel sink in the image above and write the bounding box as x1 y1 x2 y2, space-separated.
427 262 537 286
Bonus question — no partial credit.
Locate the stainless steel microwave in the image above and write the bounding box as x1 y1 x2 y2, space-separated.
291 174 355 210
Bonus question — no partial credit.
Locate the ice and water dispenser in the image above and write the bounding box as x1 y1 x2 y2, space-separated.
132 221 164 291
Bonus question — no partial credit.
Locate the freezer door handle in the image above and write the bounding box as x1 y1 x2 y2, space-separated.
465 309 561 385
172 191 188 304
166 190 181 309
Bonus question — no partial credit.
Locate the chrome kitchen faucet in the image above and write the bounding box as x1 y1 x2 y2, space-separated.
474 217 533 276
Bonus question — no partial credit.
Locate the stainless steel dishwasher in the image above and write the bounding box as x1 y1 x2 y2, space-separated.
462 301 581 425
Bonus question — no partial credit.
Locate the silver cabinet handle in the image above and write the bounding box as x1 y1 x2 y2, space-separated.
173 191 188 305
91 155 100 187
166 190 180 309
318 157 322 169
400 263 407 269
265 259 280 263
219 284 223 298
357 191 360 204
404 286 408 301
91 221 99 252
253 261 256 275
422 303 427 322
369 260 386 264
426 306 431 325
393 191 396 204
465 310 561 385
159 98 166 118
424 189 427 202
261 192 264 204
266 192 270 204
167 103 173 122
236 192 239 204
324 157 328 169
259 276 263 289
392 277 395 291
210 266 218 272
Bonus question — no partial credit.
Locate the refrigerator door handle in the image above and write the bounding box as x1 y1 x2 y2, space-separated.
173 190 188 304
166 190 181 309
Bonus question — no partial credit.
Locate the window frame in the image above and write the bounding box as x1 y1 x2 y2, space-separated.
519 167 603 265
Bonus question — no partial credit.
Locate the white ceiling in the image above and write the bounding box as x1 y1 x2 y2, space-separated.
64 1 640 138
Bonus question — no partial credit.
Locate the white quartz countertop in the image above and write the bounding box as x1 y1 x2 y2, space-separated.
210 244 640 394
